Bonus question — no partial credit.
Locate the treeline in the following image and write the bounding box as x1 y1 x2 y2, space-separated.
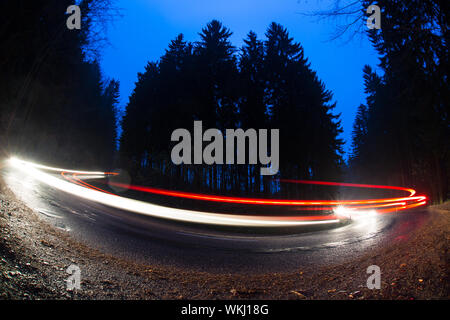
0 0 118 168
349 0 449 203
120 20 344 197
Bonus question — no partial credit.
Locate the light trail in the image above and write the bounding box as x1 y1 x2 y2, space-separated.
106 182 426 207
7 157 428 227
8 158 340 227
278 179 417 197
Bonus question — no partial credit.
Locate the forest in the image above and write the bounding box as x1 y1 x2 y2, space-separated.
120 20 344 198
0 0 448 203
0 0 118 168
348 0 449 203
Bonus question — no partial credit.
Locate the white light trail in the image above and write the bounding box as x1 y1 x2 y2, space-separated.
8 158 341 227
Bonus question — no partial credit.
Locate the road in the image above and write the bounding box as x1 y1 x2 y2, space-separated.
1 158 429 274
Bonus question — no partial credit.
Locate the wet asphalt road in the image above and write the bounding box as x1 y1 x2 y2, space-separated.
1 166 429 274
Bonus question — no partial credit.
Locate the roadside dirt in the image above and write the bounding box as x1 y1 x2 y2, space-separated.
0 176 448 300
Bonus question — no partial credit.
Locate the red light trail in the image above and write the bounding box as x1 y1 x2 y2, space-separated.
67 171 427 216
8 158 427 227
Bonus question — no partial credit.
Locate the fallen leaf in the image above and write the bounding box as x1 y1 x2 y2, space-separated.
290 290 306 299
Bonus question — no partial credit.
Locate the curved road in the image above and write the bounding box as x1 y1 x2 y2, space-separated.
1 161 429 274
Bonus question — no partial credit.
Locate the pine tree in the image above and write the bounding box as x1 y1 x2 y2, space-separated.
0 0 118 168
120 21 345 197
349 0 449 201
264 22 343 196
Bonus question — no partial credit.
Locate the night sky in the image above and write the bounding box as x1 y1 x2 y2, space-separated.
101 0 379 155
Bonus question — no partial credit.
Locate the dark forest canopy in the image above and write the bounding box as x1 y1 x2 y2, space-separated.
348 0 449 203
0 0 119 169
120 20 345 198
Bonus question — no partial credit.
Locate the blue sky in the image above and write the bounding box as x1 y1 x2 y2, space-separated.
100 0 379 155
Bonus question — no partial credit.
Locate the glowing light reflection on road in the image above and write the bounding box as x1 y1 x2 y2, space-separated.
8 157 427 228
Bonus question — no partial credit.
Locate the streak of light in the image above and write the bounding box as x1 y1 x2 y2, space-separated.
8 157 110 175
8 158 428 227
8 158 342 227
279 179 416 196
107 182 426 207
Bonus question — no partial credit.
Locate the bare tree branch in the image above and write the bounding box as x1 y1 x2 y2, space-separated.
82 0 124 61
296 0 367 42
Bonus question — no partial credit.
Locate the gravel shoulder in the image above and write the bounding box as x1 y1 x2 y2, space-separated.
1 175 448 300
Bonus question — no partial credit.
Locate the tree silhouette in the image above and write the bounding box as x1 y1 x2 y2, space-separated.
0 0 119 169
120 21 344 198
264 22 344 197
349 0 449 202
